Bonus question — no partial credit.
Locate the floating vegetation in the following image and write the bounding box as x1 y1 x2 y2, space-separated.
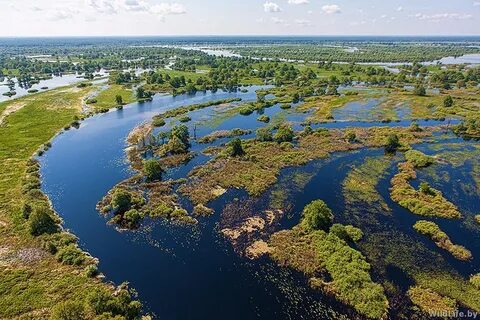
342 156 392 211
268 201 388 319
407 286 457 315
180 126 434 205
197 128 251 144
413 220 472 261
390 153 462 219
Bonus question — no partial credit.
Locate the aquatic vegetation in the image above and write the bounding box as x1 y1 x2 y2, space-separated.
228 138 245 157
390 160 462 219
181 126 433 205
268 202 388 319
471 274 480 290
152 98 242 124
407 286 457 314
413 220 472 261
404 149 435 168
257 115 270 123
342 156 392 210
143 158 164 181
197 128 251 144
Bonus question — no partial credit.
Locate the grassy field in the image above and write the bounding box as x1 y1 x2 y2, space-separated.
0 86 137 319
90 84 136 111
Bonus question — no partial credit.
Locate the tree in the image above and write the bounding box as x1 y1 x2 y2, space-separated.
385 133 400 153
115 95 123 105
143 159 164 181
444 95 454 108
413 84 426 96
136 86 145 99
111 189 132 213
419 182 436 196
256 127 273 142
29 207 58 236
301 200 334 231
274 124 294 143
171 124 189 146
167 135 188 154
229 138 245 157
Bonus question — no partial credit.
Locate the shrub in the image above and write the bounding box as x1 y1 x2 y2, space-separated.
301 200 333 231
405 150 434 168
345 225 364 242
470 274 480 290
166 135 188 154
228 138 245 157
257 115 270 123
123 209 142 228
280 103 291 109
330 224 363 242
85 264 100 278
143 159 164 181
344 131 356 143
56 244 85 266
413 84 426 96
409 122 422 132
152 117 166 127
476 215 480 225
22 203 32 219
86 284 141 319
179 116 191 123
111 190 132 213
256 127 273 142
443 95 454 108
50 300 85 320
29 207 58 236
274 124 294 143
419 182 436 196
384 133 400 153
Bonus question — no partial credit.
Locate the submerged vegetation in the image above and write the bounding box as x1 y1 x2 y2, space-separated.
390 151 462 219
413 220 472 261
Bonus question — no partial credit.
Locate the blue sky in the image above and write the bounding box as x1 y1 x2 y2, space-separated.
0 0 478 36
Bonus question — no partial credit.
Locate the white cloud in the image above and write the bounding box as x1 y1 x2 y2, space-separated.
414 12 473 21
271 17 284 24
85 0 118 14
288 0 309 4
295 19 312 26
264 2 281 13
322 4 341 14
474 1 480 6
397 6 403 12
122 0 149 12
150 3 186 15
48 8 78 21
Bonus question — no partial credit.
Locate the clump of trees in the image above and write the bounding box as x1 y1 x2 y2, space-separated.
384 133 400 153
228 138 245 157
143 159 164 181
301 200 334 231
274 124 294 143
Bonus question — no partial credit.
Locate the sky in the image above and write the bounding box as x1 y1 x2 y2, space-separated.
0 0 479 37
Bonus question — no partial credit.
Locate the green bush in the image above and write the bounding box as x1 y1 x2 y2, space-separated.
56 244 85 266
228 138 245 157
444 95 454 107
419 182 436 196
257 115 270 123
274 124 294 143
143 159 164 181
256 127 273 142
50 300 85 320
29 207 58 236
111 190 132 213
470 274 480 290
123 209 142 228
85 265 100 278
152 117 166 127
405 150 434 168
384 133 400 153
301 200 334 231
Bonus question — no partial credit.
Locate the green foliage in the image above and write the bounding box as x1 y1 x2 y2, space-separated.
273 124 294 143
111 190 132 213
56 245 86 266
50 300 85 320
405 150 434 168
86 284 142 320
384 133 400 153
115 95 123 106
84 265 100 278
228 138 245 157
344 131 356 143
29 207 58 236
143 159 164 181
301 200 334 231
470 274 480 290
166 135 188 154
152 117 166 127
330 224 363 243
419 182 436 196
413 84 426 96
256 127 273 142
123 209 142 228
444 95 454 108
408 286 456 314
179 116 191 123
257 115 270 123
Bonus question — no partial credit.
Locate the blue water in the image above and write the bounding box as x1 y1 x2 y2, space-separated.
40 87 479 319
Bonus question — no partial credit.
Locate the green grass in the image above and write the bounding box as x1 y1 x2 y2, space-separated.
92 84 135 111
0 85 136 318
